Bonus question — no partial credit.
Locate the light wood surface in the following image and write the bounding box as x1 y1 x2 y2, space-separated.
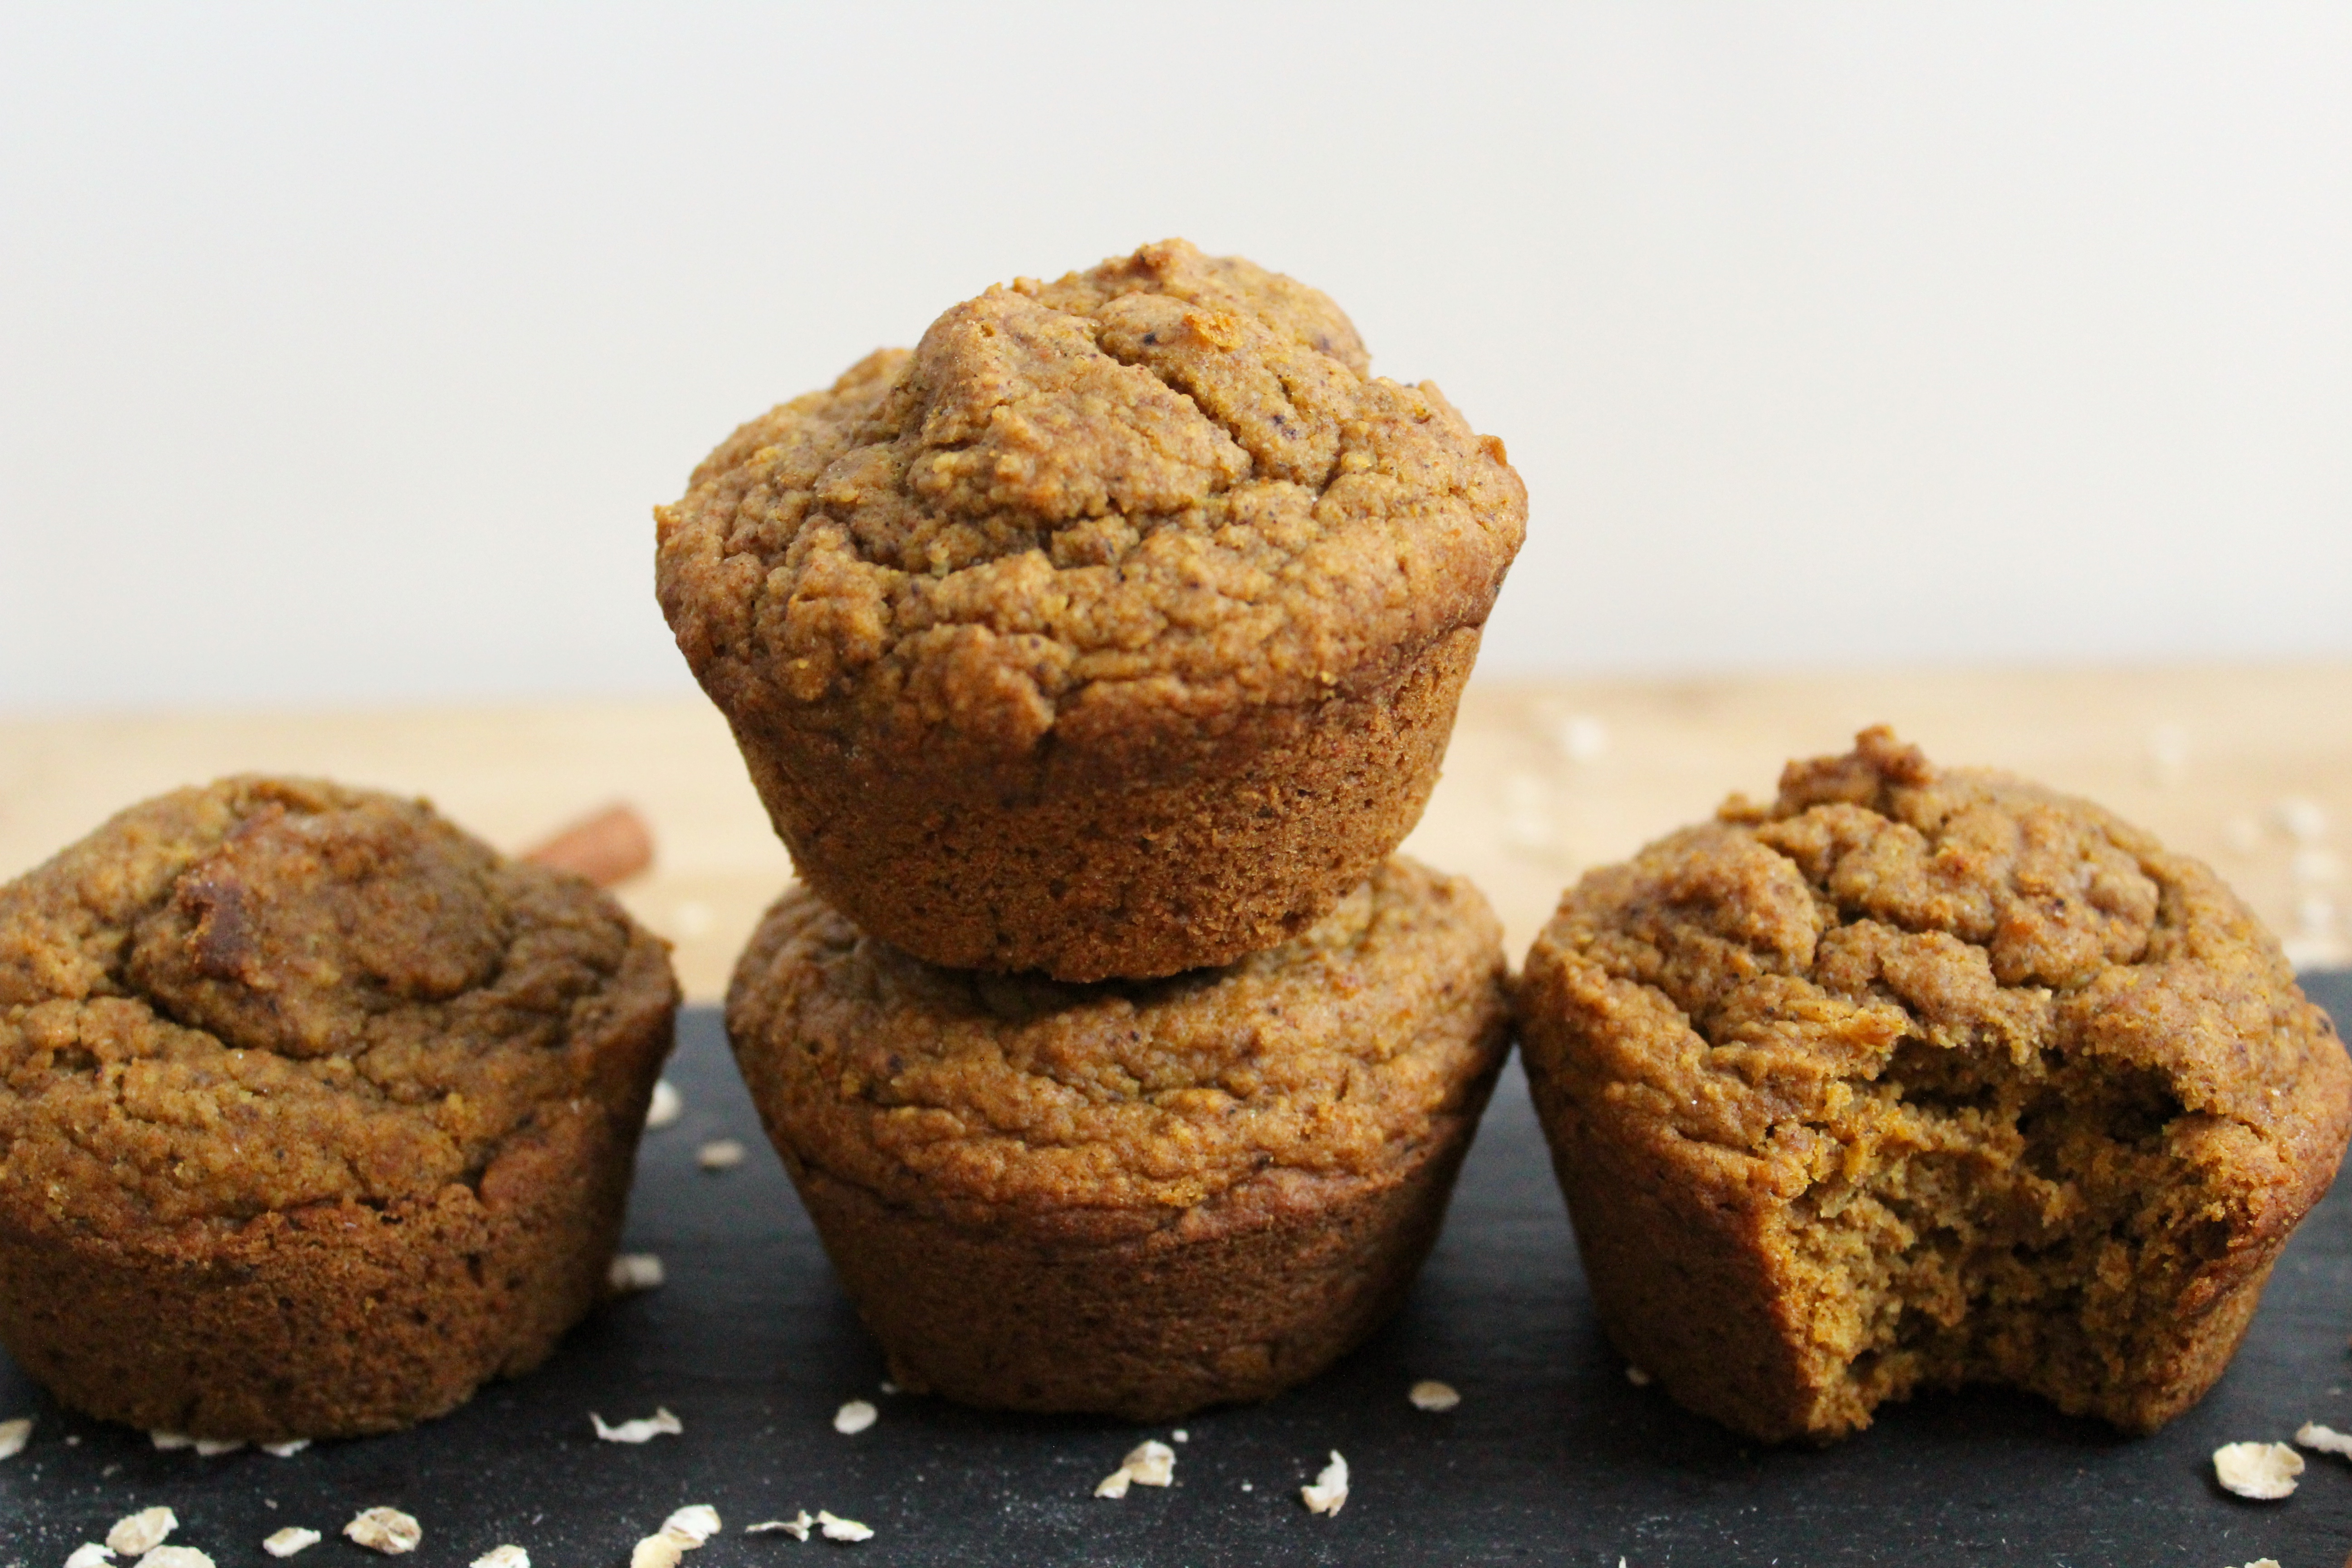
5 665 2348 1000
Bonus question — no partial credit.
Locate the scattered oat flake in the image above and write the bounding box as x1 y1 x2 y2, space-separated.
697 1139 747 1171
2296 1421 2352 1457
1124 1441 1175 1487
137 1550 213 1568
647 1080 684 1128
817 1512 872 1544
261 1438 310 1457
877 1381 898 1396
64 1545 115 1568
833 1400 877 1436
745 1514 813 1541
148 1432 195 1451
1409 1379 1460 1412
194 1437 244 1456
609 1253 666 1294
2214 1441 2303 1499
1301 1451 1349 1517
263 1529 321 1558
108 1509 178 1556
662 1506 721 1545
629 1536 684 1568
471 1549 528 1568
593 1407 683 1443
343 1507 423 1554
1625 1366 1653 1387
1171 1429 1187 1443
1093 1467 1132 1499
2230 1560 2281 1568
0 1416 29 1458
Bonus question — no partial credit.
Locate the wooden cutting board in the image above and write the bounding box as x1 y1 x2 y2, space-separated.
4 664 2349 996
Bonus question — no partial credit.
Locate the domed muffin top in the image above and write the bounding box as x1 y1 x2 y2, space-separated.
1525 726 2350 1192
656 239 1525 763
0 778 676 1233
727 859 1509 1239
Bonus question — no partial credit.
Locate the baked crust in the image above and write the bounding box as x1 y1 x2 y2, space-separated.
727 859 1510 1417
658 239 1524 979
0 777 678 1438
1519 727 2352 1442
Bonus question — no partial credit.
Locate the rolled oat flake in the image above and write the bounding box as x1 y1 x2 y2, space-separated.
343 1508 423 1555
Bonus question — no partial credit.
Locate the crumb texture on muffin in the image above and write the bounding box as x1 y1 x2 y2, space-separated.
656 238 1526 767
729 858 1507 1234
0 777 669 1234
1519 726 2352 1442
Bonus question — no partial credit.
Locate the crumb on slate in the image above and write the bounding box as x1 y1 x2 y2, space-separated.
745 1514 813 1541
1409 1380 1460 1411
593 1408 683 1443
817 1512 872 1543
608 1253 666 1294
1301 1451 1349 1517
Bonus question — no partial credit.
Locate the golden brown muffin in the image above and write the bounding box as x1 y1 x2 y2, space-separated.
658 238 1526 981
1518 727 2352 1444
0 777 678 1440
727 858 1510 1419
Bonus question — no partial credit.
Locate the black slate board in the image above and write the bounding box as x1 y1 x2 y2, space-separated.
8 977 2352 1567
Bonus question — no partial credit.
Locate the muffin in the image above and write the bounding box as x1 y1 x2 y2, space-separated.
0 777 678 1440
658 238 1526 981
1519 727 2352 1443
727 858 1510 1419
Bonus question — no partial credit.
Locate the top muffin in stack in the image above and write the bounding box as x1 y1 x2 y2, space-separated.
657 238 1524 981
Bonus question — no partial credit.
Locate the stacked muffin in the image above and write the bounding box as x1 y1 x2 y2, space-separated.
658 240 1526 1417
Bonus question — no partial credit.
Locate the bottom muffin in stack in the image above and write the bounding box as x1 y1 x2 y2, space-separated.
726 858 1510 1420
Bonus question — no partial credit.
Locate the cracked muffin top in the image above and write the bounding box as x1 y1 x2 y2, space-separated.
1525 727 2350 1198
656 239 1526 762
0 778 677 1235
727 859 1510 1234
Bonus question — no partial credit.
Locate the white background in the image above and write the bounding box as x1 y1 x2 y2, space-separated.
3 3 2347 713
